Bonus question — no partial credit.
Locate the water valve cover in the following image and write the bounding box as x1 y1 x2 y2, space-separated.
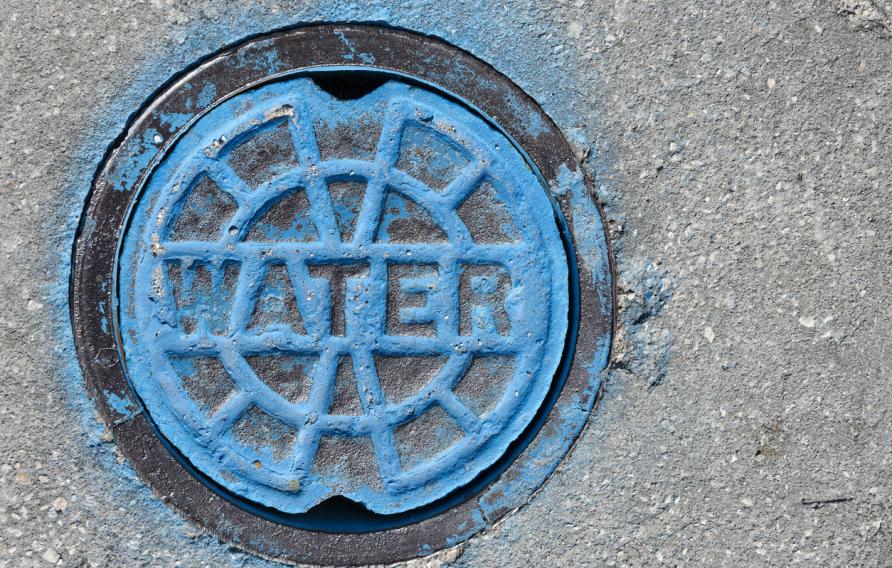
117 77 570 515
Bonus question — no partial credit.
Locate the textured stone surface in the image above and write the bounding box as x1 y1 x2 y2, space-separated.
1 0 891 566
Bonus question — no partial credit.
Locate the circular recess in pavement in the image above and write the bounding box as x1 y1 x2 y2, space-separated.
71 24 613 565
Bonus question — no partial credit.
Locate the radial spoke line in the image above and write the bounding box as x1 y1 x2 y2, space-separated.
351 322 402 481
436 390 481 434
222 203 258 245
305 174 339 243
370 425 402 483
285 102 339 242
207 391 254 438
443 163 488 209
375 104 409 169
155 240 241 259
347 103 409 246
354 346 403 482
287 101 322 166
304 350 340 419
291 355 341 474
430 352 471 391
351 349 385 415
291 425 322 475
382 168 473 246
351 174 388 245
204 161 254 205
291 349 341 473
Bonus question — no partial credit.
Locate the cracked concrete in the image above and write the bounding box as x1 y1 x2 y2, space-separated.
2 1 891 566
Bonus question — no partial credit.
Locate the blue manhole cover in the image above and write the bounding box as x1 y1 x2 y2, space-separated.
117 78 570 515
73 24 613 565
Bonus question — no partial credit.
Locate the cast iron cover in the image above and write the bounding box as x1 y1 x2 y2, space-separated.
71 24 613 565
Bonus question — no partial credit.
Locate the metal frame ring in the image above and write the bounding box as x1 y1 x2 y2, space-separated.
70 23 614 566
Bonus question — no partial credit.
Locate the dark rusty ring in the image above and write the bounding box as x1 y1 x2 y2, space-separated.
71 23 614 565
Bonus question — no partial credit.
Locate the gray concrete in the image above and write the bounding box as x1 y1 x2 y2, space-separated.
1 0 891 566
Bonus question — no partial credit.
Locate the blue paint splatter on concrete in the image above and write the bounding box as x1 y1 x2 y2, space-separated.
615 259 674 386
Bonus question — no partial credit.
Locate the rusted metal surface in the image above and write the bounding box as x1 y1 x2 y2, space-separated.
71 24 613 565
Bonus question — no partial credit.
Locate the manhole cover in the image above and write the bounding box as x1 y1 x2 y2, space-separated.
71 24 613 565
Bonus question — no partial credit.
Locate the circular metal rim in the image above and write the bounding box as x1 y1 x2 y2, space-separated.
71 23 614 566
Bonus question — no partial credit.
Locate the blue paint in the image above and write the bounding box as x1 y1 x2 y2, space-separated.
104 389 137 419
156 110 194 135
446 506 486 547
98 298 109 333
479 384 601 520
472 162 616 521
110 127 165 191
616 259 674 386
554 164 613 365
117 78 570 515
503 89 550 138
334 30 376 64
44 8 613 558
196 83 217 108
